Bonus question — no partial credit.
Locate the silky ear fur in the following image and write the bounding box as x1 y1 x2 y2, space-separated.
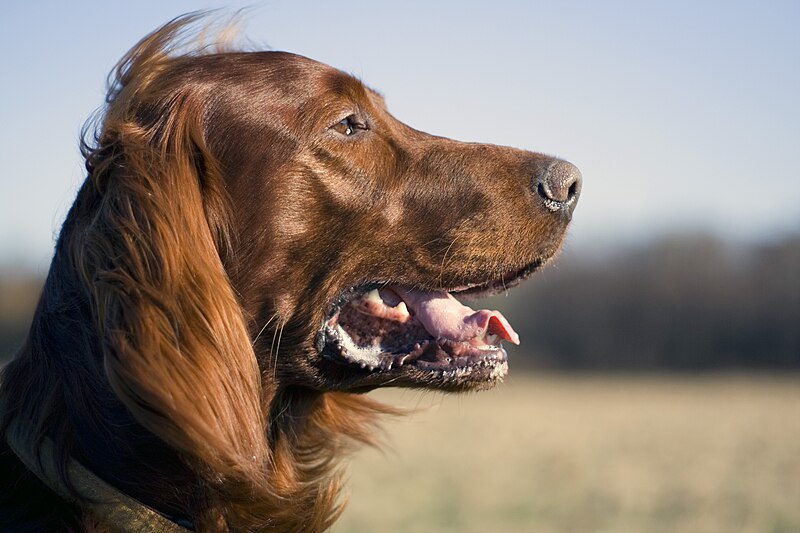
74 14 271 495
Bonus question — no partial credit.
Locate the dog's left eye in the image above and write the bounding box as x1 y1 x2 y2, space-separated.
331 115 368 136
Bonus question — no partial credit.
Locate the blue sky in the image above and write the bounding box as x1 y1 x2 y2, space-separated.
1 1 799 270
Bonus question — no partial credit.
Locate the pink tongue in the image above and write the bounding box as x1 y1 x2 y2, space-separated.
393 288 520 345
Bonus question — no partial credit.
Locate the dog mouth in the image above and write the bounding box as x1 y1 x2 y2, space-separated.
318 261 541 380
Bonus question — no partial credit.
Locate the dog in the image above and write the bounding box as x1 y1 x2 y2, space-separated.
0 13 580 532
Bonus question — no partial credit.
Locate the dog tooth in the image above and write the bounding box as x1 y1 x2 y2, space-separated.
365 289 381 302
395 301 409 316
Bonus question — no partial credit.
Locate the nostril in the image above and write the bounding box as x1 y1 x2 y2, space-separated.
537 160 582 206
536 182 548 201
567 180 578 200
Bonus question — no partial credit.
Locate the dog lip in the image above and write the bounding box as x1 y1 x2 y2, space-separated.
449 258 545 298
316 261 544 378
315 257 546 381
324 258 545 317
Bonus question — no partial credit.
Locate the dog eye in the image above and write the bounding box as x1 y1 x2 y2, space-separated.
332 115 368 136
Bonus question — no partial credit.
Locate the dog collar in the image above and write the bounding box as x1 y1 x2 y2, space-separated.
4 416 193 533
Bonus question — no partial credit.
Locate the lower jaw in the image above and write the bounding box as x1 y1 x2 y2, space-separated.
397 339 509 372
314 354 509 393
319 328 510 387
422 358 509 388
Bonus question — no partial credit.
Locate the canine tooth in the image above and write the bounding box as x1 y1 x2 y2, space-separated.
395 301 409 316
366 289 381 302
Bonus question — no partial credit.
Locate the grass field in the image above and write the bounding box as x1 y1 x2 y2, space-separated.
334 374 800 533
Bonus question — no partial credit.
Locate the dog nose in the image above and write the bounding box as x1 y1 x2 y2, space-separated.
535 160 582 218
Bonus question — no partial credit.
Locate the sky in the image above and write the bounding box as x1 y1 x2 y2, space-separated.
1 1 799 271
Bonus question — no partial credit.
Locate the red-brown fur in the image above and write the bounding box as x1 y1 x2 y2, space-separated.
0 13 578 532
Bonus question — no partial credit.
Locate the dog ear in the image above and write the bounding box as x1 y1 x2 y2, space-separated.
74 27 269 488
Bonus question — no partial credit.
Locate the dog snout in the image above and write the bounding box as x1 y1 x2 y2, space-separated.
534 160 582 218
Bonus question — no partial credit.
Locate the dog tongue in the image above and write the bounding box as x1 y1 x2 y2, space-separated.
393 288 520 345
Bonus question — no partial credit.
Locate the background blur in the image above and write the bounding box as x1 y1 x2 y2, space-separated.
1 2 798 532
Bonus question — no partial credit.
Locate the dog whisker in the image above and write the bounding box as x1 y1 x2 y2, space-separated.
253 313 278 346
438 236 459 290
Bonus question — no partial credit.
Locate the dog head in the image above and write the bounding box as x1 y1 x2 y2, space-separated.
85 16 580 402
203 53 581 393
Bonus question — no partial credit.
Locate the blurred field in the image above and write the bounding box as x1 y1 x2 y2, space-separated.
335 374 800 533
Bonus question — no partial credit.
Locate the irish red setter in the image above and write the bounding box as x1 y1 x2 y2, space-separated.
0 13 580 532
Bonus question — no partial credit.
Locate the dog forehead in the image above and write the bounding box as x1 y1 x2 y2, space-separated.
209 52 378 133
241 51 368 97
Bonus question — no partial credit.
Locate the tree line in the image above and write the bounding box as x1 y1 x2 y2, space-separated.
496 233 800 370
2 233 799 369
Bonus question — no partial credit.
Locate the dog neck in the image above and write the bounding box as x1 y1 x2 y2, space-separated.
4 415 194 533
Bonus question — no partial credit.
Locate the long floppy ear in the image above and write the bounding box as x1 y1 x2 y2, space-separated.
74 18 269 488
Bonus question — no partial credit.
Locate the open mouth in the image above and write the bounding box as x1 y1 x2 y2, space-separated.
318 262 541 380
